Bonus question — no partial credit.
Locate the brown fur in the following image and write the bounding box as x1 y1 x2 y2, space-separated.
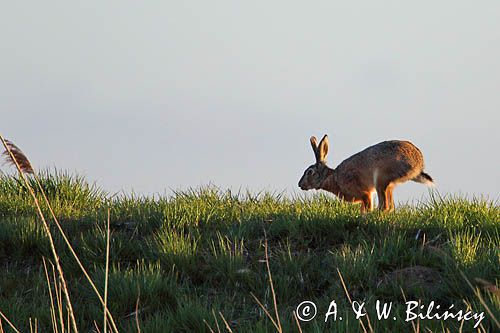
298 135 434 213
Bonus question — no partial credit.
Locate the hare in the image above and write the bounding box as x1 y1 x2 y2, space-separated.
298 135 434 213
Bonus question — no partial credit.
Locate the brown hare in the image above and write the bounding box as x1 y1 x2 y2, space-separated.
298 135 434 213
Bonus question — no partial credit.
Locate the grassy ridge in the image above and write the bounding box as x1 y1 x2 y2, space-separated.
0 171 498 332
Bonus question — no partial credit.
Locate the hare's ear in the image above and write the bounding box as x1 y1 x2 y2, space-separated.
310 136 320 162
318 134 329 162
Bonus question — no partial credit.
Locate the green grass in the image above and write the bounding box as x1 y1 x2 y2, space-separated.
0 171 498 332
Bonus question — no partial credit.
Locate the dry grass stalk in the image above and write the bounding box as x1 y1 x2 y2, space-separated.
52 267 64 332
292 311 303 333
0 135 119 333
38 180 118 332
0 135 79 333
213 308 222 333
29 318 38 333
135 290 141 333
250 237 283 333
264 240 282 332
43 258 60 333
218 312 234 333
0 310 20 333
337 268 373 333
250 293 280 331
35 176 118 332
104 209 111 333
400 288 419 333
203 320 216 333
93 321 102 333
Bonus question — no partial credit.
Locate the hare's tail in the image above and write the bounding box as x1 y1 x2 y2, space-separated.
412 171 434 187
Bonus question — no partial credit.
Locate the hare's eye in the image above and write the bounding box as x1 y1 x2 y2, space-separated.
306 169 314 176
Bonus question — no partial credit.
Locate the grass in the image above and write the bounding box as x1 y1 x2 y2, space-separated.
0 171 498 332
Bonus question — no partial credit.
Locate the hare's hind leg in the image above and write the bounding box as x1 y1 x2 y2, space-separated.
376 188 388 211
360 192 374 214
375 172 394 212
376 182 392 211
386 184 395 211
378 183 395 211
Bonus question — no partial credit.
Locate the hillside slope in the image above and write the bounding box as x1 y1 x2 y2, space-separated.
0 172 498 332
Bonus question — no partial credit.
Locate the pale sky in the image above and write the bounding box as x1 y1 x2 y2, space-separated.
1 1 499 202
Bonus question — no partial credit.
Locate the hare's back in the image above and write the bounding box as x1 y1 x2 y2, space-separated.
337 140 425 175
